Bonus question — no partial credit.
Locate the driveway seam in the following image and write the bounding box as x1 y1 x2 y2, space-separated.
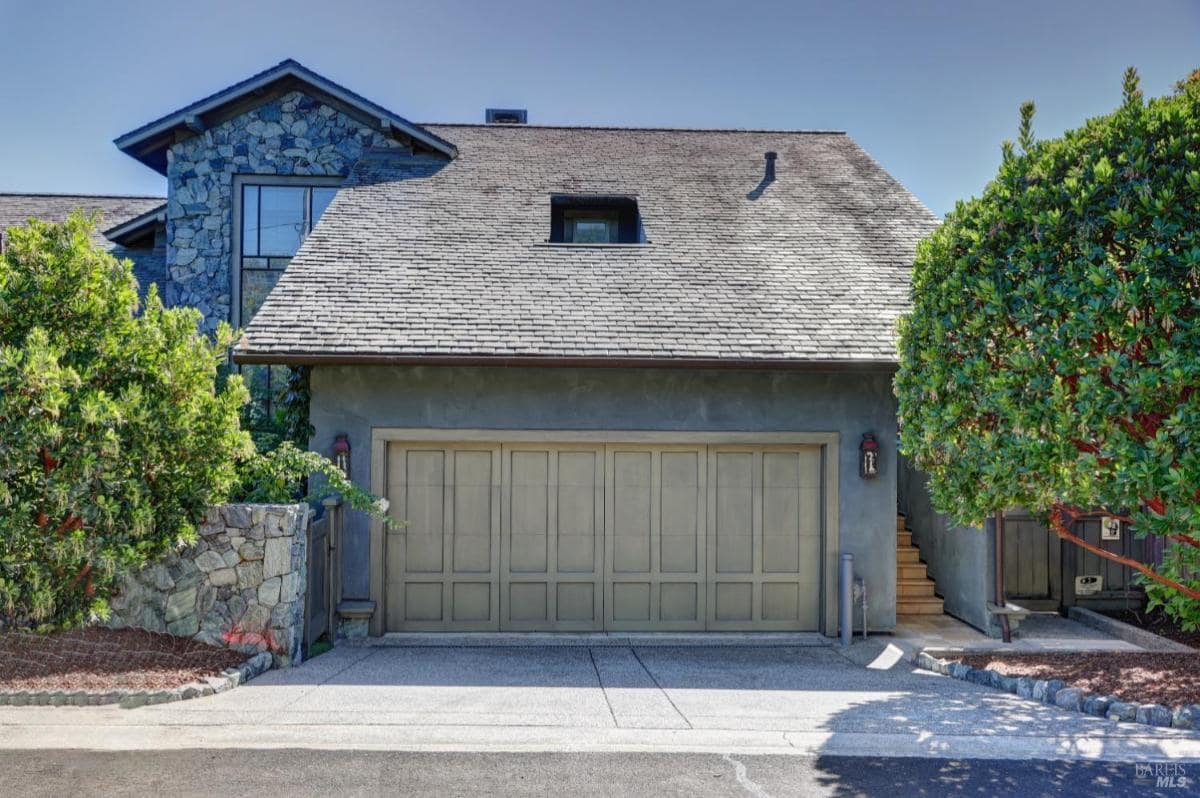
277 647 385 710
586 648 619 728
629 647 693 729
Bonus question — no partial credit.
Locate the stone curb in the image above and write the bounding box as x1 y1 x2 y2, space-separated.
0 651 272 710
1067 606 1196 653
912 650 1200 731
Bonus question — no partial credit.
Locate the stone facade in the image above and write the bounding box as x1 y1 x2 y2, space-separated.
108 504 310 667
164 90 404 332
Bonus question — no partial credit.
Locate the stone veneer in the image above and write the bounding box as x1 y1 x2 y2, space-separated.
164 90 404 332
108 504 310 667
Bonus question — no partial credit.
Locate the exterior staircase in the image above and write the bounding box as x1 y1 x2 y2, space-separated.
896 513 945 616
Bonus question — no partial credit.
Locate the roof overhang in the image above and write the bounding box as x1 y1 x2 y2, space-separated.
231 350 899 372
103 203 166 247
114 59 457 174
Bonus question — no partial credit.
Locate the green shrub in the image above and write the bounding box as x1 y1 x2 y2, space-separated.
896 69 1200 628
0 213 252 629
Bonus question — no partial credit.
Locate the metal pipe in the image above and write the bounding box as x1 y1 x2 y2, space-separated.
995 510 1012 643
840 553 854 647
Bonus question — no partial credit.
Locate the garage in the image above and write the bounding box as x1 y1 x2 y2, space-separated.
372 431 836 633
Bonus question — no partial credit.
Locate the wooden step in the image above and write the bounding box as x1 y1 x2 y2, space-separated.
897 531 912 547
897 578 936 598
898 563 928 580
896 597 944 615
896 548 921 564
895 516 907 533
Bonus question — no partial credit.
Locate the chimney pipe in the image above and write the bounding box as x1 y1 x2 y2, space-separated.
764 151 777 181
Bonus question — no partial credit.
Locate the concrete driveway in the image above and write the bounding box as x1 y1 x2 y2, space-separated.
3 641 1199 762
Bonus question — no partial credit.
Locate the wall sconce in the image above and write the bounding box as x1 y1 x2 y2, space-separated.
859 433 879 479
332 434 351 477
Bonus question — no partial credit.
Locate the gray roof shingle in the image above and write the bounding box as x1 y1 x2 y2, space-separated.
0 193 167 295
237 125 939 365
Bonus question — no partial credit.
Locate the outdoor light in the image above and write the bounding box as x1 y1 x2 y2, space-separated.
859 433 879 479
332 434 351 477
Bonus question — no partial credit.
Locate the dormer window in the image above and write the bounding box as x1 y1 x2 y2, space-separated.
550 195 643 244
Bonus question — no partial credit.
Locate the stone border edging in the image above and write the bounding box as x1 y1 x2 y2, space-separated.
0 651 272 709
913 650 1200 730
1067 606 1195 653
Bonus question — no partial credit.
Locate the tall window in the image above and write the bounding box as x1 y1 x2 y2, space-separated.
237 181 338 416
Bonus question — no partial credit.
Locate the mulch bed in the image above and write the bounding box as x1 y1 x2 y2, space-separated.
1102 607 1200 650
0 627 246 692
951 651 1200 708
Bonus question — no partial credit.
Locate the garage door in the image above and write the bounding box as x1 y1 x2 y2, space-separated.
383 440 823 632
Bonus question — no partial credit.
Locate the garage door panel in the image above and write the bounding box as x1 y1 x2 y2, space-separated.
612 452 652 574
384 444 501 632
606 446 707 630
707 446 823 631
501 446 604 630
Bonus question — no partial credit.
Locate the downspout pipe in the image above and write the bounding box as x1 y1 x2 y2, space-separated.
995 510 1012 643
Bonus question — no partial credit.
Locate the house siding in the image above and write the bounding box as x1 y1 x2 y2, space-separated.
309 364 900 632
164 90 404 332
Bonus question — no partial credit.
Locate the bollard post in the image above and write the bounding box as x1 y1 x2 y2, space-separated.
840 553 854 647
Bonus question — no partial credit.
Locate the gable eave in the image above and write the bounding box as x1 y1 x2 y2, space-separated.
113 59 456 175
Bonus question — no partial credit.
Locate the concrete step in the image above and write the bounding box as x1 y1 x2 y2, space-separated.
897 579 936 598
897 531 912 547
896 597 945 615
898 563 928 580
896 548 921 564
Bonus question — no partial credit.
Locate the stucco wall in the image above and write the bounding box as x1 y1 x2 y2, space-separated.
164 90 404 332
310 365 899 632
898 455 995 633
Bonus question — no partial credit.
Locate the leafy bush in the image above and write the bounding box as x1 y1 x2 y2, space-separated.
0 215 392 631
896 69 1200 628
0 214 252 629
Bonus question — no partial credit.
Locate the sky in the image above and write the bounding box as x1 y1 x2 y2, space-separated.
1 0 1197 216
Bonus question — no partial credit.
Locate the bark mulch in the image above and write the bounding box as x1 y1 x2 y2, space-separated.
952 651 1200 708
0 627 246 692
1102 607 1200 650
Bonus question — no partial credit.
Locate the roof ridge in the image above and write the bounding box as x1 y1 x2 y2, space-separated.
423 123 847 134
0 191 165 200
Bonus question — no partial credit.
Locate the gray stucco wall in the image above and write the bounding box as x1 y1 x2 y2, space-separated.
898 455 995 632
310 364 899 631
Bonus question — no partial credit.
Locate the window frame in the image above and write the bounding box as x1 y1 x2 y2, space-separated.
231 173 344 330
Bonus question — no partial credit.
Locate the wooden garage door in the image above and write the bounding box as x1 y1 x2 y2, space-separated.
383 440 823 632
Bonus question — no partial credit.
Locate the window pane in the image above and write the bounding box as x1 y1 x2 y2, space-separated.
259 186 306 256
241 364 270 411
311 187 338 227
241 268 282 323
572 220 613 243
242 186 259 256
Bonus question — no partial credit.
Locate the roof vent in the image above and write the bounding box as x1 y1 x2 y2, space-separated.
485 108 528 124
764 151 777 181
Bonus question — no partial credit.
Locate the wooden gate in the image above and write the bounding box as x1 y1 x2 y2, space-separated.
304 496 342 656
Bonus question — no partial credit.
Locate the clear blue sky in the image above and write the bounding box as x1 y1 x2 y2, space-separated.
1 0 1197 216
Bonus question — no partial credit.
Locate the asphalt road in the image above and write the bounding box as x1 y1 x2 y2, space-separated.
1 749 1191 797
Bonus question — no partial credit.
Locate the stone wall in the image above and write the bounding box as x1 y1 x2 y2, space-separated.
164 90 404 332
108 504 310 667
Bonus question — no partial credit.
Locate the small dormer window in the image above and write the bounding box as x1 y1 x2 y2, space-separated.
550 196 643 244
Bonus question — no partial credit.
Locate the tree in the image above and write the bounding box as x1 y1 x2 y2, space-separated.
0 213 252 629
896 68 1200 629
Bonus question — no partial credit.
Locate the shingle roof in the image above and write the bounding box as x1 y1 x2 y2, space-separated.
236 125 939 366
0 193 167 293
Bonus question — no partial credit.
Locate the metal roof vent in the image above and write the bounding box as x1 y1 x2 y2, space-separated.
485 108 528 124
